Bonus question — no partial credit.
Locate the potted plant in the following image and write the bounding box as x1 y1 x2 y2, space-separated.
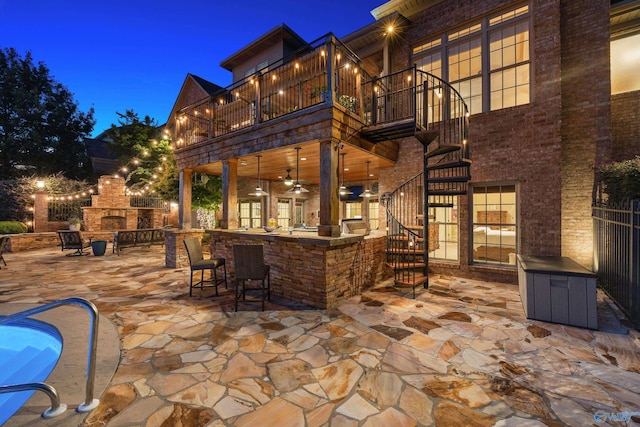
68 216 82 231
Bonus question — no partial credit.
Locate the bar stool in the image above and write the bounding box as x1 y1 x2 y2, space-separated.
183 237 227 296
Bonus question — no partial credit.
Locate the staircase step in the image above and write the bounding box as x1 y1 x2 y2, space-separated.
386 261 426 269
395 274 428 288
415 130 440 146
386 248 425 255
427 158 472 170
360 118 418 143
428 175 471 183
425 143 462 159
388 235 425 242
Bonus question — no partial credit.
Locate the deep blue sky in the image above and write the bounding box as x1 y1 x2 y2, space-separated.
0 0 382 137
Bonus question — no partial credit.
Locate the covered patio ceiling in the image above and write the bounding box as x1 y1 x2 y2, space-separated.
190 141 395 185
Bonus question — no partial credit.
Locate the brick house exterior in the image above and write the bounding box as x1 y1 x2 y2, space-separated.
167 0 639 287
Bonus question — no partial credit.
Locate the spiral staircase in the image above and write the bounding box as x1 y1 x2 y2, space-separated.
359 66 471 297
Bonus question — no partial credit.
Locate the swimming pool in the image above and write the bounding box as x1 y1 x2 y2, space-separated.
0 317 63 424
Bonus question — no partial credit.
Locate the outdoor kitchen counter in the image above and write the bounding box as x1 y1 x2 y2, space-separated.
206 229 390 308
208 228 381 246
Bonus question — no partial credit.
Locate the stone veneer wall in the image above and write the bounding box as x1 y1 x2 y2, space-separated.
6 231 116 252
165 229 205 268
209 232 390 309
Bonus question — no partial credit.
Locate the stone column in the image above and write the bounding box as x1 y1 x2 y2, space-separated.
221 159 238 229
179 169 192 230
165 229 204 268
33 190 48 232
318 138 340 237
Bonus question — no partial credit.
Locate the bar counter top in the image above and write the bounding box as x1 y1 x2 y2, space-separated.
207 228 385 247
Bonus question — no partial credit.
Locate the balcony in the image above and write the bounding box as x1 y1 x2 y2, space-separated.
171 34 366 150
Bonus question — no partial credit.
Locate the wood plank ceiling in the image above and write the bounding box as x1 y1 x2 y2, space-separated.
191 141 395 185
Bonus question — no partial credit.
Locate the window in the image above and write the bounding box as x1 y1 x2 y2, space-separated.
345 201 362 219
471 184 517 266
277 199 291 229
413 4 530 114
429 196 459 261
611 33 640 94
368 200 379 230
489 16 530 110
239 200 261 228
449 34 483 114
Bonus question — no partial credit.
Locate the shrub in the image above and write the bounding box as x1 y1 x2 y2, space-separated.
0 221 28 234
599 156 640 204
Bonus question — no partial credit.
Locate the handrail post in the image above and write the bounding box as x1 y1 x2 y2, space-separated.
0 382 67 419
631 200 639 321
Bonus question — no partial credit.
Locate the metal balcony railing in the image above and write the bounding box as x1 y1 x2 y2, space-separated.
172 34 370 149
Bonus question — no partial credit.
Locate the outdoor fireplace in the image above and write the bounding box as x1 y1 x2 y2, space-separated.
101 215 126 231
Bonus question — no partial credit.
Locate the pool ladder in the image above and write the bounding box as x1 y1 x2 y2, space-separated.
0 297 100 418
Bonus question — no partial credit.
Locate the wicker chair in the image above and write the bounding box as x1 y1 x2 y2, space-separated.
57 230 92 256
183 237 227 297
0 235 9 267
233 244 271 311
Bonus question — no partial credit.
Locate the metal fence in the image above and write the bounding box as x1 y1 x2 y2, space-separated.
129 196 166 210
593 200 640 327
47 195 168 221
48 197 92 221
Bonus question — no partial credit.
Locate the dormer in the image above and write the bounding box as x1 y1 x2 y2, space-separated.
220 24 309 84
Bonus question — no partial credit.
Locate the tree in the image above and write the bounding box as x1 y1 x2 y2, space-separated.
105 110 222 222
103 109 172 194
599 156 640 204
0 47 95 180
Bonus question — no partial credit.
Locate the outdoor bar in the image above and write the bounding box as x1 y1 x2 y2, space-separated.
207 229 389 309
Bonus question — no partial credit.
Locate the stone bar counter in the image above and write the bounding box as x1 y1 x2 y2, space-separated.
207 228 391 309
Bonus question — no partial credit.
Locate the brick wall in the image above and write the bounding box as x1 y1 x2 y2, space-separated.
612 90 640 162
209 231 391 308
380 0 574 282
560 0 612 268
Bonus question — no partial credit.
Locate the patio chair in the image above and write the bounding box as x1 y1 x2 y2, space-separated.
0 235 9 268
57 230 92 256
233 244 270 311
183 237 227 297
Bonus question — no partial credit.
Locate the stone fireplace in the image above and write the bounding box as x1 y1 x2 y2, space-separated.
82 176 164 231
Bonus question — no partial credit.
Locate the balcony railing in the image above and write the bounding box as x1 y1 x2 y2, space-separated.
172 34 369 149
171 34 469 154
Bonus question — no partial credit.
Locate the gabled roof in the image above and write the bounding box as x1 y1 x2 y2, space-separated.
219 24 308 71
189 74 226 96
165 74 226 127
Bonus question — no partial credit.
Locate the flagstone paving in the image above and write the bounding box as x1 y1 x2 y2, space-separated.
1 246 639 426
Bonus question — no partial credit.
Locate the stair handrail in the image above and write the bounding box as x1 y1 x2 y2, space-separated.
0 297 100 414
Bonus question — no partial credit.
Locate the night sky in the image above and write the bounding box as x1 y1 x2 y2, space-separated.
0 0 382 137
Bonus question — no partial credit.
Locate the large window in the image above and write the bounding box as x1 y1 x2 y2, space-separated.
414 4 530 114
345 201 362 219
277 199 291 229
239 200 261 228
489 9 530 110
471 184 517 266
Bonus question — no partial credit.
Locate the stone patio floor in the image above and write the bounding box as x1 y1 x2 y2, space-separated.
0 246 639 426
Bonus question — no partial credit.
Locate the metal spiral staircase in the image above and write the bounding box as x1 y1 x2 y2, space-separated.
359 66 471 297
